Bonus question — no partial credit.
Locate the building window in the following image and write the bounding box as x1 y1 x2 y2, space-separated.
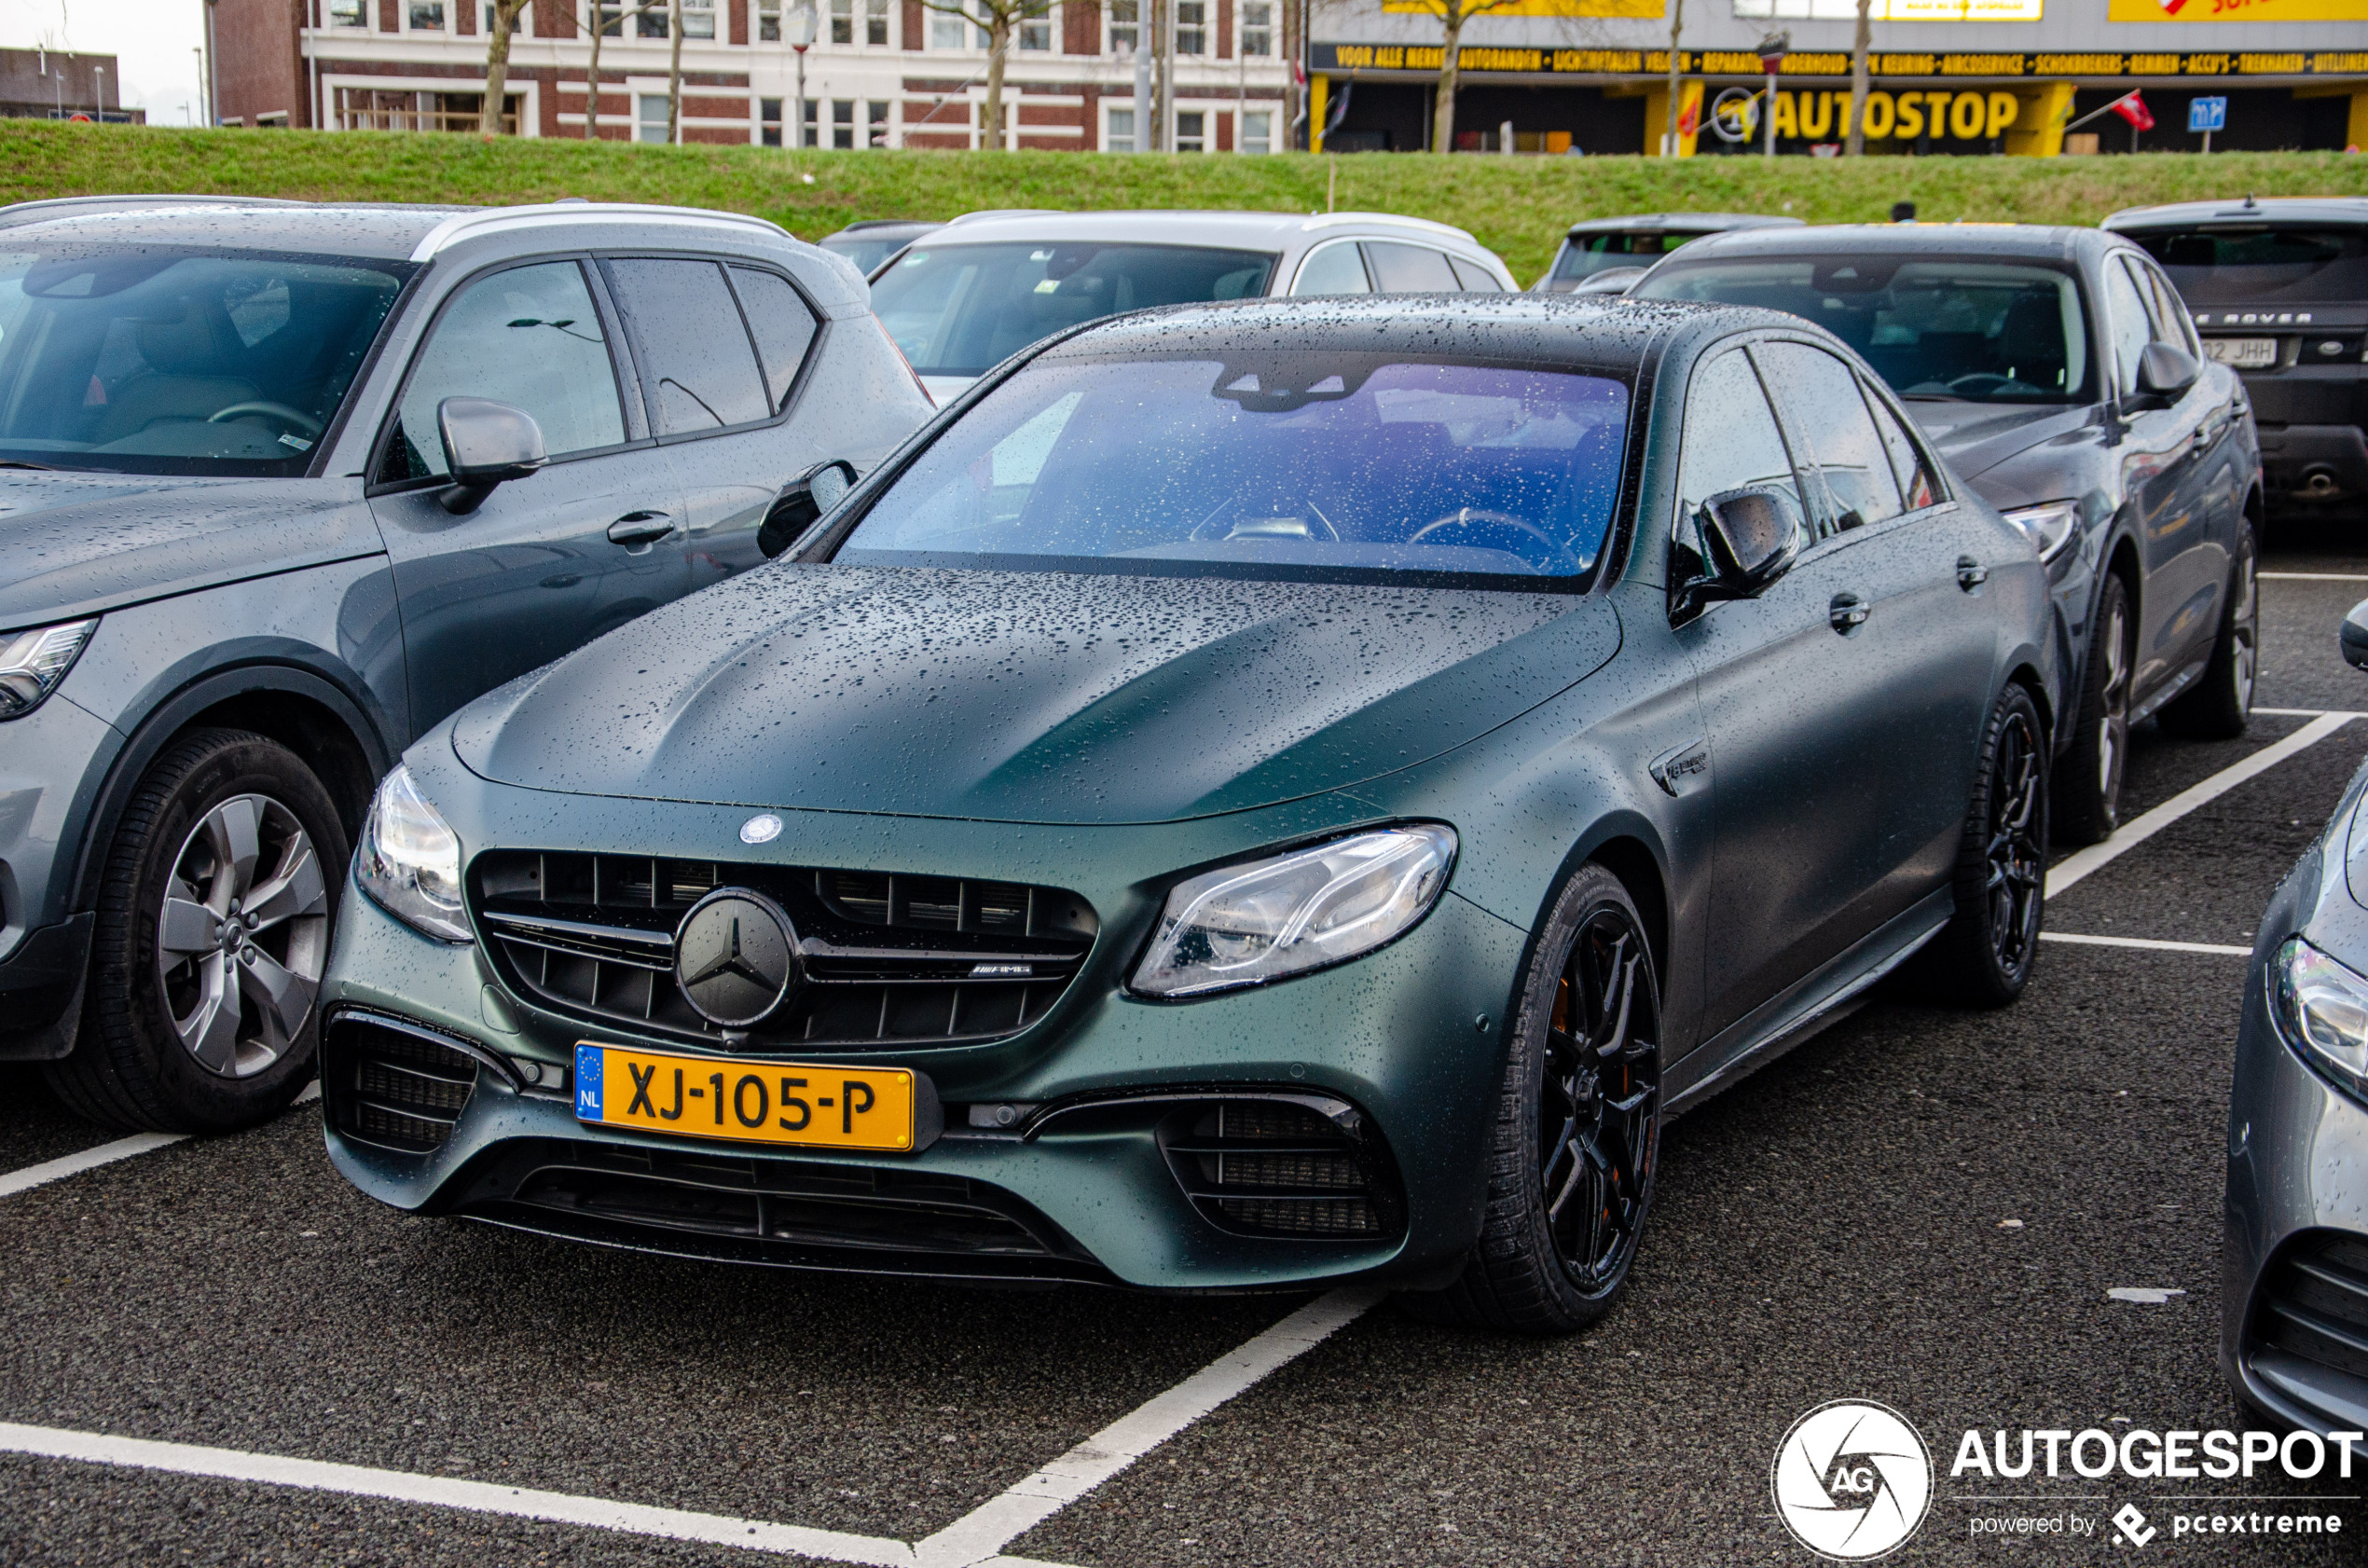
929 7 965 46
1240 0 1270 56
1176 109 1204 150
800 97 817 142
408 0 447 29
637 1 668 37
1241 108 1271 152
1175 0 1204 55
833 98 854 148
682 0 715 36
637 92 670 142
1017 7 1050 48
1107 0 1136 51
757 0 779 36
866 0 889 42
829 0 852 41
761 95 783 144
327 0 368 26
1105 105 1134 151
868 99 889 144
482 2 530 34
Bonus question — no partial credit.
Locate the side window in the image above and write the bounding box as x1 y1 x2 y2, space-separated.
380 259 626 483
1754 341 1905 534
727 265 821 413
1863 378 1939 512
1673 348 1804 560
1447 255 1503 293
2102 258 2155 399
1363 241 1460 294
1289 241 1371 297
601 257 771 433
2137 260 2201 357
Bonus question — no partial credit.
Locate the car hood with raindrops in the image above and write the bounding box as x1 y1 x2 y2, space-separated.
449 561 1622 825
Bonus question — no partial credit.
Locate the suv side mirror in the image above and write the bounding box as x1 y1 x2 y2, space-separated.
1697 485 1803 594
2343 599 2368 673
758 459 859 557
2127 342 2200 411
436 397 546 515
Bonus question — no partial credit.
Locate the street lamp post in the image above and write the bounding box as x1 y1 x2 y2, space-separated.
1755 30 1787 158
788 2 817 150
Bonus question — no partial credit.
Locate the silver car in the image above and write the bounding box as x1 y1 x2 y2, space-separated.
867 210 1520 404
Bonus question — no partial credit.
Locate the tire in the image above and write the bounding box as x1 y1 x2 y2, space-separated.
46 729 346 1134
1921 684 2048 1009
2053 572 2133 847
2158 524 2258 742
1404 863 1661 1335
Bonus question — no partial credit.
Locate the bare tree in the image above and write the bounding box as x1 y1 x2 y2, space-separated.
585 1 657 140
1844 0 1871 154
668 0 685 143
482 0 530 133
1660 0 1682 155
918 0 1052 148
1413 0 1521 153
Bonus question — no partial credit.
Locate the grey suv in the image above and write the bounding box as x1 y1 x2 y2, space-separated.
0 199 933 1132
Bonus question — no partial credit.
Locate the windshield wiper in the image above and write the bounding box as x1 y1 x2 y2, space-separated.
0 459 57 471
1899 393 1967 403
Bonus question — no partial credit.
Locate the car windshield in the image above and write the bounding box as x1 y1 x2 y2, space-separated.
1636 255 2094 405
2121 226 2368 306
1550 231 1700 283
819 230 927 276
0 243 411 475
870 242 1277 376
836 353 1631 584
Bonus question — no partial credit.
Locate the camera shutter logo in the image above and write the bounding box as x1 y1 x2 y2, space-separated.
1770 1400 1933 1560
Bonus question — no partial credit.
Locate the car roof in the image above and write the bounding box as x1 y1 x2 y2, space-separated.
1639 222 2118 268
901 208 1492 255
827 218 945 237
2103 196 2368 232
0 199 790 264
1563 212 1804 238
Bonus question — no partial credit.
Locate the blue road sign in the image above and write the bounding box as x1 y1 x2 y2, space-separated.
2189 96 2227 133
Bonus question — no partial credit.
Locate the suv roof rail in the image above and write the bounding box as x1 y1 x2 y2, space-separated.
1300 210 1481 245
409 201 789 261
0 193 311 229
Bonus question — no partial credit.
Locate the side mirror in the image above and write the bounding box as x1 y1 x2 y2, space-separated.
1572 266 1648 297
2343 599 2368 673
2127 342 2200 410
1696 485 1804 596
757 459 859 558
436 396 545 515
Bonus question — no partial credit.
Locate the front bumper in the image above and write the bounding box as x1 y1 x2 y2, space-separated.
322 841 1529 1292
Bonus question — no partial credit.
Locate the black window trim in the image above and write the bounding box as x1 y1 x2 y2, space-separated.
719 256 832 424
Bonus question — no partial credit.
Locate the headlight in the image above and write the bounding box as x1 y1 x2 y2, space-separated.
357 766 472 943
1130 825 1456 998
2001 500 2079 564
0 617 97 720
2270 936 2368 1101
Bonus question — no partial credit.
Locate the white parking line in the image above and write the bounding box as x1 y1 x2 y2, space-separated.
0 1080 320 1202
0 1286 1377 1567
2040 931 2253 957
2046 712 2360 900
2262 572 2368 582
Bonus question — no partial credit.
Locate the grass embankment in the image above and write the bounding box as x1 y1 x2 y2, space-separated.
4 120 2363 283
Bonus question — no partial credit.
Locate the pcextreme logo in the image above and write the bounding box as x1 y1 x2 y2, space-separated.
1771 1401 1934 1561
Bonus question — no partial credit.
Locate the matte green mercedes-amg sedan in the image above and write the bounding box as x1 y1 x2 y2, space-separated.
320 294 2059 1331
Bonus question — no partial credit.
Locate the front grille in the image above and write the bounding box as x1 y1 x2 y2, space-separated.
2251 1231 2368 1383
1159 1097 1402 1240
325 1011 482 1154
473 852 1096 1052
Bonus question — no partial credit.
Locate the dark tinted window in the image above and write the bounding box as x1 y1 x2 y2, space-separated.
728 265 819 412
0 243 408 476
1448 255 1503 292
842 355 1630 581
1549 230 1697 283
1755 341 1904 533
1675 350 1801 530
383 259 625 482
2125 226 2368 306
1365 241 1460 293
1864 382 1938 511
871 242 1276 376
602 257 769 433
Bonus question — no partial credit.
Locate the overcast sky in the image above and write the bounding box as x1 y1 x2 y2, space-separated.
2 0 206 123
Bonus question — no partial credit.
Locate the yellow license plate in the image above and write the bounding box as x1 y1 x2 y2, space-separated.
573 1043 917 1152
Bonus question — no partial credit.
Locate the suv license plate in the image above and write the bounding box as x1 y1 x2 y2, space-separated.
2205 337 2277 369
573 1042 917 1151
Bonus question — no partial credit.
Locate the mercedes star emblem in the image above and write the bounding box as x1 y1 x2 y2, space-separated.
674 888 801 1028
739 813 784 846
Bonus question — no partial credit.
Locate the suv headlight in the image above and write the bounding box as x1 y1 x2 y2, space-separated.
2001 500 2079 564
357 766 472 943
1130 825 1456 998
2270 936 2368 1101
0 617 97 720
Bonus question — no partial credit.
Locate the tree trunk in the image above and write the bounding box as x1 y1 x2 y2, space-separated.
483 0 523 134
1845 0 1870 155
668 0 684 144
1430 5 1463 153
984 10 1011 146
585 1 604 139
1660 0 1682 155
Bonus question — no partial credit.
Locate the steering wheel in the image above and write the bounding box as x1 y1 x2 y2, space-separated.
1408 508 1564 570
1945 373 2017 398
206 401 324 438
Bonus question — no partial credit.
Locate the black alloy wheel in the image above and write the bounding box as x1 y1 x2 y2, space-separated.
2054 572 2132 846
1924 683 2048 1008
1410 863 1661 1334
2160 524 2258 741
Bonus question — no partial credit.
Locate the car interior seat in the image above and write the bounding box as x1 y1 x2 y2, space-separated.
91 295 260 444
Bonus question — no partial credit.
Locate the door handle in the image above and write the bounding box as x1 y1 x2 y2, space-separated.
1829 592 1870 634
607 511 675 546
1956 557 1989 592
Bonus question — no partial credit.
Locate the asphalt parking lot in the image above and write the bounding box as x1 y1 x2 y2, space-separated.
7 525 2368 1567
